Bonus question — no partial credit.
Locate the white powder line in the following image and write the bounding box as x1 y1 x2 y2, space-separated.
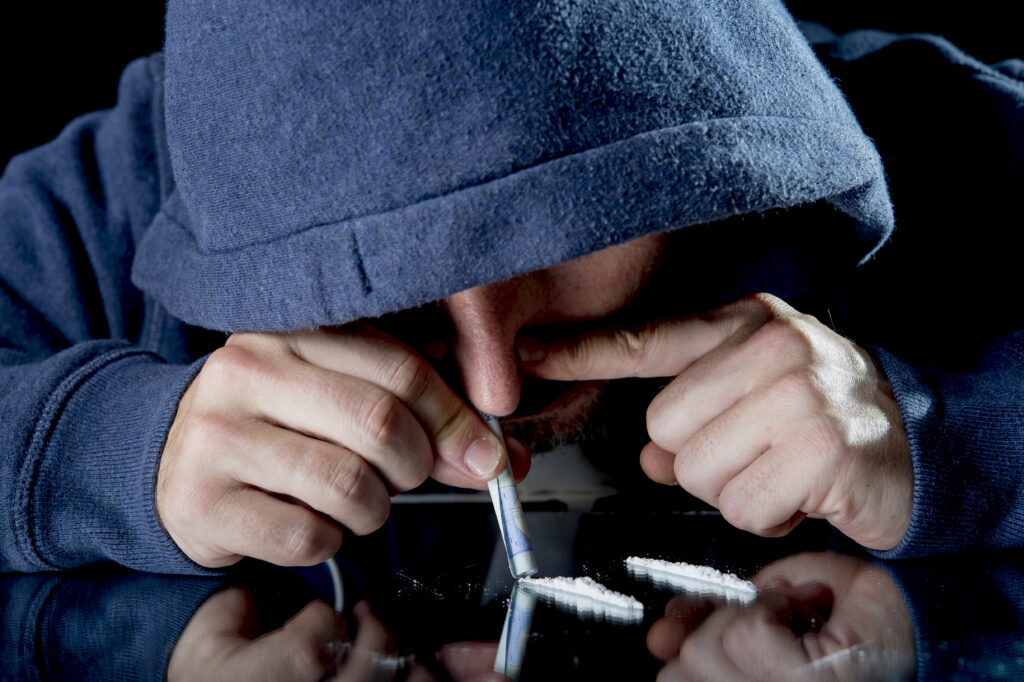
625 557 757 603
519 576 644 623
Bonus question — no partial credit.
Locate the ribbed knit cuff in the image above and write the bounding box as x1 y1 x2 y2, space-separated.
23 344 214 574
867 345 1024 558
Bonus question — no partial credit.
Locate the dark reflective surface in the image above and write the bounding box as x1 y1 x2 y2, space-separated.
4 469 1024 681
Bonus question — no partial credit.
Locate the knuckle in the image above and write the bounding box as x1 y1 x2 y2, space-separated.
751 316 809 356
613 320 657 365
283 515 331 564
324 457 391 533
775 367 820 400
359 390 406 446
201 344 265 393
429 397 473 447
325 453 371 504
382 352 434 402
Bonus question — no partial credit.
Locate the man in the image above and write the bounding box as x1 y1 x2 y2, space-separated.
1 0 1020 574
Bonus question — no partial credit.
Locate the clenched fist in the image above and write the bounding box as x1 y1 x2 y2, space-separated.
518 293 912 550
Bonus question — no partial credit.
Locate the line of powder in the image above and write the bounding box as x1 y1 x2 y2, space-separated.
625 557 757 602
519 576 644 622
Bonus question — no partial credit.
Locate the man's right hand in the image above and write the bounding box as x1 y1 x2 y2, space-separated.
157 324 521 568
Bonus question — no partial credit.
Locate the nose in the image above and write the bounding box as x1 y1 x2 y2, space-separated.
443 280 532 416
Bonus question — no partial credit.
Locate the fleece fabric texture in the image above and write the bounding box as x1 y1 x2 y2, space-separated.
134 0 893 332
0 6 1021 574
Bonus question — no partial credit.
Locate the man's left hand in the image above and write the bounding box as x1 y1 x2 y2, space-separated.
517 293 912 550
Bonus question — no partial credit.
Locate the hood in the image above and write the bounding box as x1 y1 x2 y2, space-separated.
132 0 893 332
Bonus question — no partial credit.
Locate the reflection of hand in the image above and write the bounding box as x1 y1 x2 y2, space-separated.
647 552 916 682
159 325 529 568
168 587 346 681
169 588 508 682
519 293 911 550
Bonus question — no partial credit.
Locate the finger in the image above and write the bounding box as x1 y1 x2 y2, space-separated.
437 642 502 680
648 616 688 662
231 600 347 682
196 587 260 639
205 340 436 491
639 442 677 485
229 421 392 535
334 601 398 682
647 594 719 661
645 317 811 453
516 294 785 381
677 608 749 682
200 487 345 567
258 361 436 492
671 377 817 509
717 426 828 538
286 327 506 484
719 607 814 680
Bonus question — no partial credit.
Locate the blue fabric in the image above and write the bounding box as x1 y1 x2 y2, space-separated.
793 24 1024 557
0 1 1020 575
880 557 1024 680
0 57 219 573
0 571 219 680
133 0 893 332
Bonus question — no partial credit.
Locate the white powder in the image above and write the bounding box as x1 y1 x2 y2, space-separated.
625 557 757 603
519 576 644 622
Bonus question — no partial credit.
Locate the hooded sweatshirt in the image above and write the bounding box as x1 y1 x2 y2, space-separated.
0 0 1019 574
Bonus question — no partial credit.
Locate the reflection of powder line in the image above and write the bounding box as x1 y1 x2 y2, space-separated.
519 576 644 622
625 557 756 603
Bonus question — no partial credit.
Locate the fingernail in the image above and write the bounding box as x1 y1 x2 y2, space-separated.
465 437 503 478
516 336 546 363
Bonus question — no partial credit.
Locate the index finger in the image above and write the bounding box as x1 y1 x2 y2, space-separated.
285 325 506 487
516 295 784 381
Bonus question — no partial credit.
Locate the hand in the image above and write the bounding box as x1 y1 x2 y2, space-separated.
517 293 912 550
647 552 916 681
169 589 507 682
159 325 529 568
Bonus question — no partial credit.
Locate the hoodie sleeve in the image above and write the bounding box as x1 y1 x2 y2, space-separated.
794 24 1024 557
0 56 212 574
869 340 1024 558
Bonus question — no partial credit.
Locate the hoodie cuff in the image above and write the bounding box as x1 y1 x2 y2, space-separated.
23 345 215 574
866 345 1024 559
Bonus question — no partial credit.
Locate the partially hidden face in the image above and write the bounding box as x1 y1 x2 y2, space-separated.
373 232 670 450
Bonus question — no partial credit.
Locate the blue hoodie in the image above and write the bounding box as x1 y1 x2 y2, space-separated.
0 0 1019 574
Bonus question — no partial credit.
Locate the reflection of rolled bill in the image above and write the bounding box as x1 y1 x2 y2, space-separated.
482 413 538 578
494 584 536 681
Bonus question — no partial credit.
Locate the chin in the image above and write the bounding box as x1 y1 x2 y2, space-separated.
499 379 607 452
